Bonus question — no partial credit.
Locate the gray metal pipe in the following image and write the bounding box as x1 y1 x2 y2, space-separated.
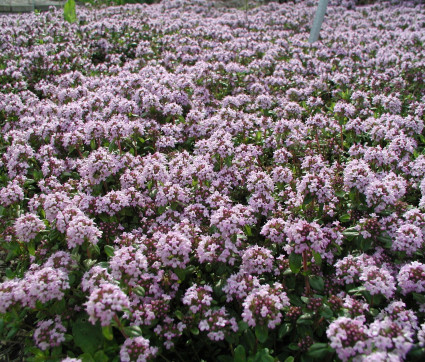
309 0 329 43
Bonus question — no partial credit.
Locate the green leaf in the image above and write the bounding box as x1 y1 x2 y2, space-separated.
244 225 252 237
6 326 19 339
170 201 179 211
284 358 294 362
359 237 372 252
339 213 350 222
377 234 392 248
320 305 333 319
407 346 425 360
79 353 95 362
123 325 143 337
244 329 256 352
252 349 274 362
5 268 15 279
226 333 238 344
217 356 234 362
27 241 36 256
94 351 109 362
51 298 66 314
335 190 345 198
190 327 200 335
301 296 310 304
296 316 313 326
255 324 268 343
157 205 166 214
348 286 367 295
102 326 113 341
303 193 314 205
309 276 324 292
224 155 233 167
174 268 187 282
255 131 262 143
238 320 249 332
133 286 145 297
72 315 103 354
311 252 321 267
104 245 115 258
97 262 109 269
108 141 116 152
413 293 425 304
175 310 184 320
342 228 359 241
234 345 246 362
278 323 292 339
289 253 302 274
63 0 77 24
289 294 303 307
307 343 333 359
288 343 300 351
369 308 379 317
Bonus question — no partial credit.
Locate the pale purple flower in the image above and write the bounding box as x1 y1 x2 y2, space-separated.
156 230 191 269
242 283 289 329
223 271 261 303
85 283 130 326
81 266 116 294
365 173 406 213
153 316 186 350
0 279 24 313
44 251 77 271
392 223 424 255
260 218 286 244
43 191 72 223
78 148 122 185
66 215 102 249
283 218 328 255
110 246 148 287
33 316 66 351
296 172 334 204
327 317 370 362
198 307 238 341
343 159 374 194
120 336 158 362
359 265 396 299
14 213 45 243
0 179 24 207
397 261 425 295
196 234 232 264
182 284 213 315
210 204 255 237
368 317 414 358
23 267 69 308
334 254 375 285
418 323 425 347
241 245 274 275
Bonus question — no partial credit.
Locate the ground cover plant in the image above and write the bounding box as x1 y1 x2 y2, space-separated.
1 0 425 360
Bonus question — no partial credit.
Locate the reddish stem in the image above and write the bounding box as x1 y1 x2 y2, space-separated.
113 314 128 338
303 250 311 295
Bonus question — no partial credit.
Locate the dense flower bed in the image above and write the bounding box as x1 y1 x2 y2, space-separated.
1 0 425 360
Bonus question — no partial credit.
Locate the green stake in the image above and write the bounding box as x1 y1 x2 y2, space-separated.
309 0 329 43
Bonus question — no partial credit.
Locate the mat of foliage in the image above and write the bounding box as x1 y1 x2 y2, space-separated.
1 0 425 361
